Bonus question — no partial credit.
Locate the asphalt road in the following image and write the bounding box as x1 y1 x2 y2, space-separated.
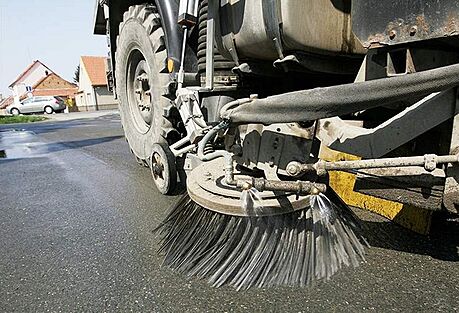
0 113 458 312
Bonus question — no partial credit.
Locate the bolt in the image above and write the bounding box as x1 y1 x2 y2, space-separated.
286 161 302 176
135 89 142 94
389 30 397 40
409 26 417 36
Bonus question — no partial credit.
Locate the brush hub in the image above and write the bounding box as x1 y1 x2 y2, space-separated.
187 158 312 217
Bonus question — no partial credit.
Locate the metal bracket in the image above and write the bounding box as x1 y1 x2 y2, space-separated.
316 90 457 158
171 88 208 157
444 89 459 213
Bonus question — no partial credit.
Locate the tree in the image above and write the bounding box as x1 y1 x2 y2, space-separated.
73 65 80 84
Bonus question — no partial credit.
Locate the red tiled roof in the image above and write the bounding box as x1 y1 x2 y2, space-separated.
0 96 14 109
81 56 108 86
8 60 53 88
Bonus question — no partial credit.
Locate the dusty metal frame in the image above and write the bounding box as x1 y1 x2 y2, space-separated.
444 89 459 213
316 89 458 158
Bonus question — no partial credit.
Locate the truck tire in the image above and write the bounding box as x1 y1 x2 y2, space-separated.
115 4 173 161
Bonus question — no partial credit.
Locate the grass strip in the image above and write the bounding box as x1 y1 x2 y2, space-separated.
0 115 48 124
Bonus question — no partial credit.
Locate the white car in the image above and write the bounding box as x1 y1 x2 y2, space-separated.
7 96 67 115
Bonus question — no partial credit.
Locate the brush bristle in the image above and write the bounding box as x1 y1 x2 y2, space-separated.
155 190 367 290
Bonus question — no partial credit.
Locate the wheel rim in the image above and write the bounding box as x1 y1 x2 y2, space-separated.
45 107 52 114
151 152 166 187
126 49 154 134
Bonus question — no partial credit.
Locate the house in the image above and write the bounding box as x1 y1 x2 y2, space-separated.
0 96 14 114
5 60 78 112
9 60 53 105
32 73 78 100
75 56 117 111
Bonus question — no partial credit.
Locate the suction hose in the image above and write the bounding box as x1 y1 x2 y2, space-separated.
221 63 459 124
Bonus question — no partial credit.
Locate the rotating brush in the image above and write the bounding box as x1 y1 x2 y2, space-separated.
155 188 368 290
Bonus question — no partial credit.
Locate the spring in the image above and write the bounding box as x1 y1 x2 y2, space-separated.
203 142 215 155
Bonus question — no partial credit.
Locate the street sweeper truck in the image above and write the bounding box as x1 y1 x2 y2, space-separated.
94 0 459 288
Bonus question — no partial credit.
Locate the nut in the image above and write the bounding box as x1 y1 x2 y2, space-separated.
286 162 301 176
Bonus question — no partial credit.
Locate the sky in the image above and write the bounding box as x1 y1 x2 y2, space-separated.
0 0 108 97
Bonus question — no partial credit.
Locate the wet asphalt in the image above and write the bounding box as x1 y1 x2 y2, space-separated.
0 113 458 312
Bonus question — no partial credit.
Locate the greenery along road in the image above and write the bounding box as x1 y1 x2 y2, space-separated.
0 115 48 124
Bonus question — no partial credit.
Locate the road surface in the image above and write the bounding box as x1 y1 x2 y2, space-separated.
0 112 458 312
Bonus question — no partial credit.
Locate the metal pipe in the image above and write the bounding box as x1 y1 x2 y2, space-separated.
177 26 188 89
287 154 459 177
170 135 191 150
173 144 196 157
234 177 327 195
205 0 215 90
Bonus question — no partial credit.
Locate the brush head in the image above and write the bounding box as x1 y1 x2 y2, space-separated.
155 189 368 290
187 157 312 217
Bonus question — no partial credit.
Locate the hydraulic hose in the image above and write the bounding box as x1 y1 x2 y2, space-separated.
221 63 459 125
197 121 235 184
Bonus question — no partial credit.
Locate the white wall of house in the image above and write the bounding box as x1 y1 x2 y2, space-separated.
75 57 116 111
75 59 97 110
10 62 52 105
78 61 93 96
94 86 117 110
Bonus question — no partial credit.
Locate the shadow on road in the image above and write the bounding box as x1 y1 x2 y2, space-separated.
360 211 459 262
45 135 124 152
